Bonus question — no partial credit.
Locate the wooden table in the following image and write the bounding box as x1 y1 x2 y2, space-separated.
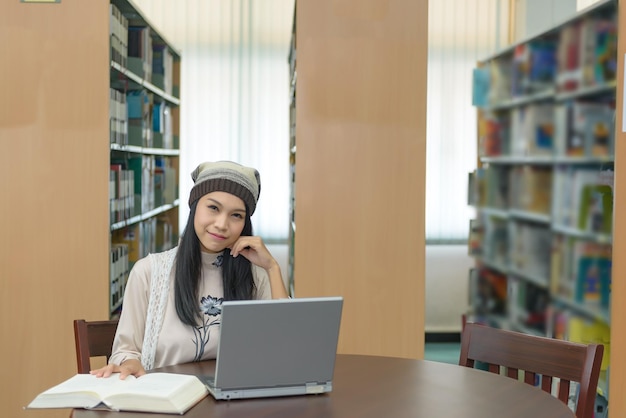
71 354 576 418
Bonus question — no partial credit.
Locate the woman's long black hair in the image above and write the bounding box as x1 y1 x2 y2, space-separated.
174 200 256 326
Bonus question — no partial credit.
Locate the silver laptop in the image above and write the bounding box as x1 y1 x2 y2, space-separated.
199 296 343 400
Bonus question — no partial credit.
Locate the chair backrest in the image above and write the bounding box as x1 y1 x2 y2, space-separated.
73 319 119 374
459 322 603 418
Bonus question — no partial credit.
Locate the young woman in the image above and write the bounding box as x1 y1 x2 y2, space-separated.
92 161 288 379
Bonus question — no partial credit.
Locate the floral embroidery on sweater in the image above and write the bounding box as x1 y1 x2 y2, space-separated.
192 295 223 361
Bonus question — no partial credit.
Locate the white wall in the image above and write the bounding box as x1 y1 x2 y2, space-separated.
425 245 474 333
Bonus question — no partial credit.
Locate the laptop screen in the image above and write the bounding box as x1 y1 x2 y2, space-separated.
214 296 343 389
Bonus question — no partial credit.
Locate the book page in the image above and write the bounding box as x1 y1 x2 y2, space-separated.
27 374 136 410
39 374 137 397
109 373 195 398
104 373 208 413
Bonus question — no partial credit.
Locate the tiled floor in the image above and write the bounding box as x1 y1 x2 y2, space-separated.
424 342 461 364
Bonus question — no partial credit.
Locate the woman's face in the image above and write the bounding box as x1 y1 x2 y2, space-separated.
194 191 247 253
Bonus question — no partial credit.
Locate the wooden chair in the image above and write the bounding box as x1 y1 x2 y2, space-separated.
73 319 119 374
459 322 603 418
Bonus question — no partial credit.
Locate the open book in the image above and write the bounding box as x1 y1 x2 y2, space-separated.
26 372 208 415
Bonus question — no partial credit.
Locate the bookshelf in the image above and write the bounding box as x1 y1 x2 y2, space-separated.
289 0 428 359
468 0 615 408
0 1 180 417
108 0 181 318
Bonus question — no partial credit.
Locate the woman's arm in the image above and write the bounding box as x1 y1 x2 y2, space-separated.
90 257 152 378
230 236 289 299
263 258 289 299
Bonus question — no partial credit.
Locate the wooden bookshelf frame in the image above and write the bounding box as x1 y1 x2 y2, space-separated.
291 0 428 359
609 1 626 416
0 1 180 416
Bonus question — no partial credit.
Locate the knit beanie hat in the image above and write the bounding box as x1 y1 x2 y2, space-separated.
188 161 261 215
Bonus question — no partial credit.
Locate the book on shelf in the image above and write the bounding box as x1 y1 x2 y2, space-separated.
483 216 508 267
109 3 128 68
143 218 158 257
110 164 122 223
112 221 154 264
554 101 614 158
154 157 178 206
111 221 150 264
510 279 549 334
468 168 487 207
154 163 165 207
578 183 613 234
487 58 512 104
552 168 614 231
511 44 529 97
110 243 129 312
152 102 174 148
128 26 153 81
553 103 572 156
472 267 507 316
478 110 508 157
128 155 156 214
512 104 554 157
484 166 509 209
523 283 549 333
551 167 571 228
26 372 207 415
109 167 117 222
110 163 135 223
575 254 611 307
510 220 552 281
129 89 152 124
573 241 611 308
156 216 175 253
551 235 573 297
557 12 617 93
509 165 552 214
472 67 490 107
593 18 617 84
579 15 599 88
152 44 175 95
580 14 617 87
552 238 612 308
467 171 476 206
468 218 483 256
109 88 127 146
574 170 614 233
556 20 582 93
528 40 557 91
127 90 153 147
511 40 557 97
